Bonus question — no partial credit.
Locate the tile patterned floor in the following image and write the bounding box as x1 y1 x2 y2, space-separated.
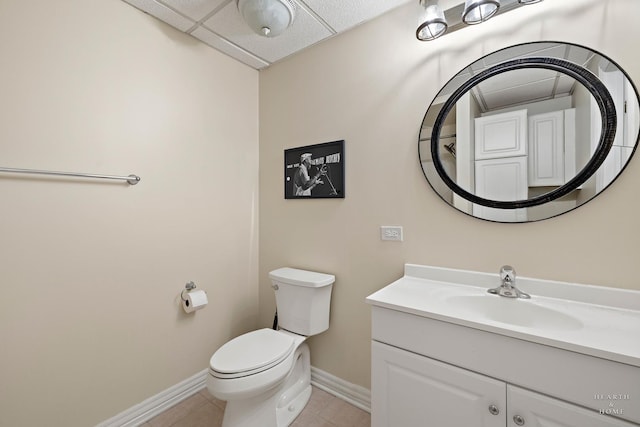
142 386 370 427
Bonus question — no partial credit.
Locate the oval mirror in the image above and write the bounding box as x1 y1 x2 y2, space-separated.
419 42 639 222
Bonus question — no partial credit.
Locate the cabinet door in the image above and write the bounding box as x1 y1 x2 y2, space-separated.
528 111 565 186
372 341 506 427
475 110 528 160
473 156 528 222
507 385 637 427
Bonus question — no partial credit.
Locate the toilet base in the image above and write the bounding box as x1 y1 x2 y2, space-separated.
275 384 311 427
220 342 311 427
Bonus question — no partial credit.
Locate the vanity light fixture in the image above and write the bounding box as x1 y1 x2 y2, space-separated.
462 0 500 24
237 0 296 38
417 0 448 41
416 0 543 41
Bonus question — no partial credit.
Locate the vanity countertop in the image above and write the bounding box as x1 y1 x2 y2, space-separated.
366 264 640 367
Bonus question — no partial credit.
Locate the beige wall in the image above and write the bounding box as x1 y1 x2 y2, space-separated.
0 1 259 426
259 0 640 390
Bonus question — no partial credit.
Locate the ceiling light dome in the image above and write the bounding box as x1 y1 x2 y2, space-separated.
237 0 296 38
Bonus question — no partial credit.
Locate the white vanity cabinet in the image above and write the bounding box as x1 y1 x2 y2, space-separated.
372 341 636 427
367 264 640 427
507 385 634 427
372 341 505 427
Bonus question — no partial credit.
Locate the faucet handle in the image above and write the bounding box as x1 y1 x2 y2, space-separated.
500 265 515 282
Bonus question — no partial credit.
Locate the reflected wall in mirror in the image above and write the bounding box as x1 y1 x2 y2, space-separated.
419 42 639 222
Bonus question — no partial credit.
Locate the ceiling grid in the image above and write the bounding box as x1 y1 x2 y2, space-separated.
122 0 412 69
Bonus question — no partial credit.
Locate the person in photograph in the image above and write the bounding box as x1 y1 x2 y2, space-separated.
293 153 327 196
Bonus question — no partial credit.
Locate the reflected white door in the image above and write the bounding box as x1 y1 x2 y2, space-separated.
528 111 565 186
473 156 528 222
475 110 528 160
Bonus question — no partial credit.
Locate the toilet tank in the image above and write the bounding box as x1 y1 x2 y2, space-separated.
269 267 335 336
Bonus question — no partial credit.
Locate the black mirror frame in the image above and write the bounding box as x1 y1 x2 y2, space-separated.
422 56 617 210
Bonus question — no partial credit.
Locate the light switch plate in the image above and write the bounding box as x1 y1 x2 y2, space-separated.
380 226 403 241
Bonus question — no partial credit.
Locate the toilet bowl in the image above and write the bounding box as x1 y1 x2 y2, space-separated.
208 329 310 427
206 267 334 427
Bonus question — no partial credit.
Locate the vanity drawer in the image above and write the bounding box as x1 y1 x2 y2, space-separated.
371 306 640 424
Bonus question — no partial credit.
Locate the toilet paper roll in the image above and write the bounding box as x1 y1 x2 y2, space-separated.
182 290 208 313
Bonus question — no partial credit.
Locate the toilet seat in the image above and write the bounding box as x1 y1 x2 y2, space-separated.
209 328 295 379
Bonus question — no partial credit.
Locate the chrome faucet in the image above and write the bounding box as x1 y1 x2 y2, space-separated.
488 265 530 299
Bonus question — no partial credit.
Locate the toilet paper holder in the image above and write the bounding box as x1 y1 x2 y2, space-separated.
181 281 197 301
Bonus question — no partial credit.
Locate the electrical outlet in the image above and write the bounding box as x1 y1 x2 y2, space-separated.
380 226 403 241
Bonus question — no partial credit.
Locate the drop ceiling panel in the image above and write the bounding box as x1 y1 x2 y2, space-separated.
202 1 332 63
301 0 411 32
482 79 557 110
123 0 195 31
161 0 228 21
192 26 270 69
478 68 557 94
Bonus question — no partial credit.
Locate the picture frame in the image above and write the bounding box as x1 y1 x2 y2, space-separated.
284 140 345 199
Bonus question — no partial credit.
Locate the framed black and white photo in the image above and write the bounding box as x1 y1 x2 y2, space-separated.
284 140 345 199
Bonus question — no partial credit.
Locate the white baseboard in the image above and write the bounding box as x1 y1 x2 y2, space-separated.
310 366 371 413
95 369 208 427
97 365 371 426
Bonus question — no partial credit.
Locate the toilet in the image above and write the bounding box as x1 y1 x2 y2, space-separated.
207 267 335 427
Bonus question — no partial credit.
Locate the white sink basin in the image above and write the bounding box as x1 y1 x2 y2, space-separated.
366 264 640 367
445 294 584 330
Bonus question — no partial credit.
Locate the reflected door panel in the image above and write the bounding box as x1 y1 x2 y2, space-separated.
528 110 565 186
473 156 528 222
475 110 528 160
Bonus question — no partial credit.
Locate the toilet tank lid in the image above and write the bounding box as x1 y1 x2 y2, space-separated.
269 267 335 287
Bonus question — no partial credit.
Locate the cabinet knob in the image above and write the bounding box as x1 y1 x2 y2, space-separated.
513 414 525 425
488 404 500 415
